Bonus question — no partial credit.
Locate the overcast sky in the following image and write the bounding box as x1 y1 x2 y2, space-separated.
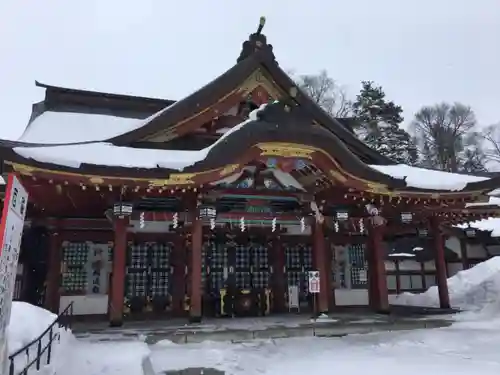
1 0 499 140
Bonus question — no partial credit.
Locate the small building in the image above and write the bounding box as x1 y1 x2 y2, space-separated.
2 19 500 326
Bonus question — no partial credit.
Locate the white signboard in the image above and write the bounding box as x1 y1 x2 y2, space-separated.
308 270 320 294
0 175 29 375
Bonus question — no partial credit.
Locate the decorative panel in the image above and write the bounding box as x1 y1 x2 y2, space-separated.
285 243 313 299
61 242 89 293
348 243 368 289
125 242 173 300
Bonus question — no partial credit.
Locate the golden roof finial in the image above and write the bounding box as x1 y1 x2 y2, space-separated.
257 16 266 35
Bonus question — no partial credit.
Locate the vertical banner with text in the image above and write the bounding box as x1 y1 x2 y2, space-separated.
0 174 29 375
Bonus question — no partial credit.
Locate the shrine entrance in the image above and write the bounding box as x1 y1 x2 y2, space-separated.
124 242 173 317
283 241 314 311
202 234 272 317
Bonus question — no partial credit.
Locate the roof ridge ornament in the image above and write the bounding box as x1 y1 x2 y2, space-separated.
237 16 276 63
254 100 312 129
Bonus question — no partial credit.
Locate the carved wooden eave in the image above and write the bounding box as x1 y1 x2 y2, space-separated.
3 102 500 202
141 68 286 143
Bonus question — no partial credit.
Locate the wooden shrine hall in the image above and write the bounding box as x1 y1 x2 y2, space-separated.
2 18 500 326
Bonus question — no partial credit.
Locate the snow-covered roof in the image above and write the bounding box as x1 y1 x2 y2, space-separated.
19 112 148 144
14 105 265 171
370 164 490 191
19 101 176 144
388 253 416 258
456 218 500 237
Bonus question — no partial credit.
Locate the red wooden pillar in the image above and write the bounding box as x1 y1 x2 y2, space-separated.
431 217 450 309
109 217 128 327
189 214 203 322
171 234 186 316
368 223 389 312
45 231 62 313
271 237 286 313
324 236 335 310
313 220 330 313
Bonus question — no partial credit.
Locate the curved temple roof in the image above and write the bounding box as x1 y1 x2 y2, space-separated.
19 21 391 165
2 102 500 199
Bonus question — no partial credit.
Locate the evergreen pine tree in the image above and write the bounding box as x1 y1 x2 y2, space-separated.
352 81 417 165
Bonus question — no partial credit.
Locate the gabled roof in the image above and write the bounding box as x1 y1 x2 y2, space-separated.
20 20 389 165
3 102 500 203
19 82 175 144
104 23 392 165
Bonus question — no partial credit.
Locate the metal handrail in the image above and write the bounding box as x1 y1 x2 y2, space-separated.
8 302 74 375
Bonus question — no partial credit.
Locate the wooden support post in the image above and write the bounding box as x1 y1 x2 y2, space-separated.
325 237 335 310
271 238 286 313
459 238 469 270
109 216 128 327
431 217 450 309
420 262 426 290
44 231 62 314
171 234 186 316
313 219 330 314
368 222 389 312
189 212 203 323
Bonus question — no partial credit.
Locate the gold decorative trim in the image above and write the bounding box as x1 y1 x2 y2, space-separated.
89 177 104 184
142 88 242 142
5 140 496 200
257 142 314 159
11 163 35 176
219 164 240 177
329 169 347 183
148 173 196 187
238 69 285 99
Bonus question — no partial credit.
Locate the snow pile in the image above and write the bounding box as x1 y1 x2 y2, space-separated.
456 217 500 237
7 302 73 375
391 257 500 313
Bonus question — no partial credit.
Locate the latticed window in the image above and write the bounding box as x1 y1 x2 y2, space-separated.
285 243 313 298
61 242 90 293
349 244 368 288
125 242 173 299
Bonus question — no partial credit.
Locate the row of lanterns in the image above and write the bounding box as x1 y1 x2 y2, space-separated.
116 202 469 236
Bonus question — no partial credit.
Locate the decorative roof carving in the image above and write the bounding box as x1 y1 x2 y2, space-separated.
237 17 276 63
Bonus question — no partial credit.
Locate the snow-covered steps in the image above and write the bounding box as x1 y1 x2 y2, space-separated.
74 316 452 345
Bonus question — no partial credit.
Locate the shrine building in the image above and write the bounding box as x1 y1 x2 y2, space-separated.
2 19 500 326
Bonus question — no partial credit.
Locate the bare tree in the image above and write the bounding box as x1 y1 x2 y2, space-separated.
412 102 485 173
294 70 352 117
482 123 500 165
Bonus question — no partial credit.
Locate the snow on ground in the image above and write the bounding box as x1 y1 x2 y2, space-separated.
7 302 73 375
147 325 500 375
33 256 500 375
390 257 500 313
62 340 150 375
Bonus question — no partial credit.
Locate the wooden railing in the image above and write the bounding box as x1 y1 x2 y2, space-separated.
7 302 73 375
